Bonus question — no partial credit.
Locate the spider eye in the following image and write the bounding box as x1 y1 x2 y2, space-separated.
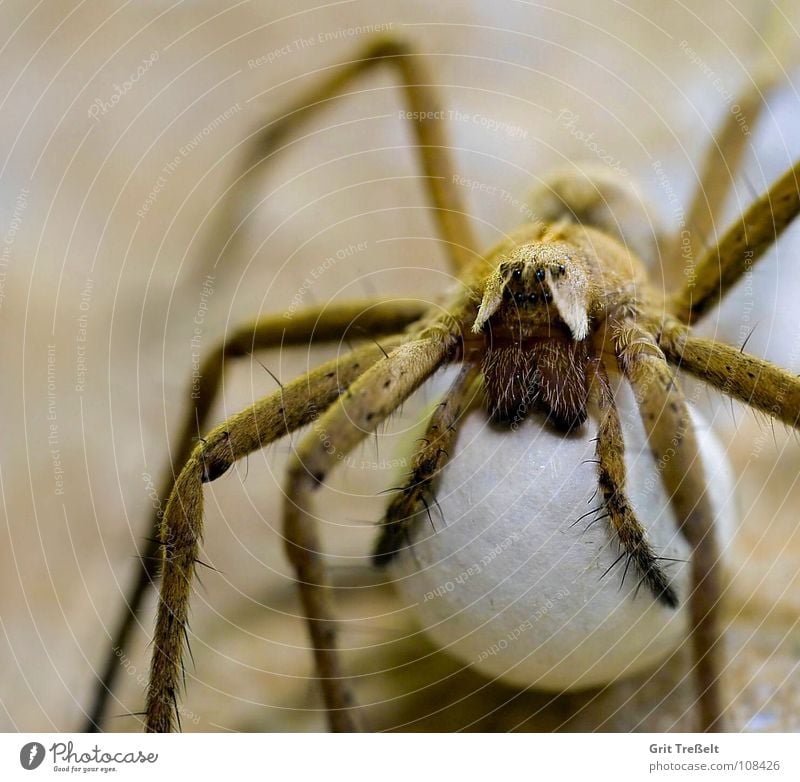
528 293 538 303
558 263 566 274
513 292 526 304
543 292 553 303
535 268 546 282
511 268 522 281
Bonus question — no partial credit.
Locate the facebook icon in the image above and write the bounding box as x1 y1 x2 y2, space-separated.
19 742 45 770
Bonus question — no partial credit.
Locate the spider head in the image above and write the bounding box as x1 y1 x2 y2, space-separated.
472 240 591 341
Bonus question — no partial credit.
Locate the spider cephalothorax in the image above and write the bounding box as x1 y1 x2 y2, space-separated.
86 37 800 735
474 236 594 429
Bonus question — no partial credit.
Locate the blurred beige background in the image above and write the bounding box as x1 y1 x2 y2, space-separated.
1 0 799 732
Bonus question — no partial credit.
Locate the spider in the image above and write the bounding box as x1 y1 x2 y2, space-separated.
85 37 800 733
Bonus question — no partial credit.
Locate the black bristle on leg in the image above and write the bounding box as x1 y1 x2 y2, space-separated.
372 517 413 567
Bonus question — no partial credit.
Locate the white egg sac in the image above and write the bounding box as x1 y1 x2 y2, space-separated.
388 378 737 691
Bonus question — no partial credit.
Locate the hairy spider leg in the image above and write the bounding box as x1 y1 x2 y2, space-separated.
282 332 457 732
652 322 800 729
199 36 477 282
143 339 405 732
666 71 783 286
587 357 678 607
616 322 724 731
87 300 428 730
373 361 481 564
660 323 800 429
670 160 800 324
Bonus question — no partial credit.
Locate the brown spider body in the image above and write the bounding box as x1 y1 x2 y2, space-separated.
85 37 800 735
375 221 679 611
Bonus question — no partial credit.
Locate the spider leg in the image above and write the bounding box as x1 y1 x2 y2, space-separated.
143 336 407 732
615 321 725 731
669 159 800 324
663 0 795 290
373 362 481 565
282 334 455 732
586 357 677 606
86 300 426 731
665 71 781 288
660 321 800 429
206 36 477 278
